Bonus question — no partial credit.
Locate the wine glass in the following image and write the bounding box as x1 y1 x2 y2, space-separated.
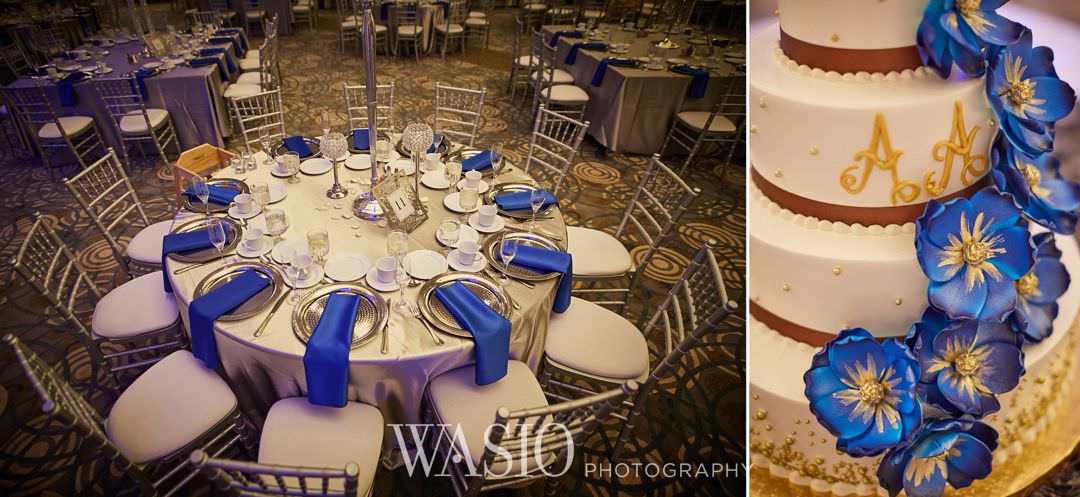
320 109 332 138
437 218 461 254
387 230 408 262
490 142 504 174
497 233 518 289
258 126 271 154
282 247 301 303
307 229 329 264
431 128 444 154
529 188 546 232
207 218 227 268
395 257 411 312
191 176 210 216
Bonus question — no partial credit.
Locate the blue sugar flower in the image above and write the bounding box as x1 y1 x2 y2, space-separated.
877 418 998 497
916 187 1036 322
987 31 1076 156
804 329 922 457
917 0 1027 78
991 133 1080 234
907 310 1024 417
1010 232 1070 342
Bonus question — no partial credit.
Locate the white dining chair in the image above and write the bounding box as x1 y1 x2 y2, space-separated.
12 214 184 377
344 81 395 134
521 105 588 195
541 245 736 460
531 29 588 120
463 0 492 49
208 0 240 27
434 82 485 147
191 396 384 497
5 83 107 178
566 153 699 307
230 88 287 153
434 0 468 57
660 76 745 176
391 2 425 62
5 334 252 497
422 360 637 496
64 148 173 277
92 76 179 168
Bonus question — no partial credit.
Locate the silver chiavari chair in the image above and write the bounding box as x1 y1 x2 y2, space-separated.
521 105 589 195
0 40 32 76
64 148 173 276
5 83 107 178
423 359 637 497
506 16 534 104
434 0 468 58
578 0 608 25
192 453 362 497
11 214 184 377
520 1 548 28
208 0 241 27
567 153 699 307
540 245 736 461
545 0 575 24
92 76 179 168
531 29 588 120
5 333 254 497
659 75 745 175
29 24 67 63
344 81 395 134
392 3 425 62
243 0 267 35
434 82 486 147
292 0 317 31
337 0 361 52
189 10 224 29
230 88 287 153
236 27 281 90
463 0 492 49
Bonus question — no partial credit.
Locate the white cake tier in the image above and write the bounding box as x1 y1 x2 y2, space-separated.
748 236 1080 495
777 0 924 50
750 24 996 220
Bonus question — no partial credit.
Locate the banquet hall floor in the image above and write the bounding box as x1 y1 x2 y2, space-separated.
0 7 744 497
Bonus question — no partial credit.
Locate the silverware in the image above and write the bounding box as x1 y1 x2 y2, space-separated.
381 299 391 354
409 301 444 345
254 292 289 338
173 253 235 274
487 267 536 289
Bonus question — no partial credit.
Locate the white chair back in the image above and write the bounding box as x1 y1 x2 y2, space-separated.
191 450 361 497
230 88 287 152
434 82 485 147
344 81 395 133
523 105 589 195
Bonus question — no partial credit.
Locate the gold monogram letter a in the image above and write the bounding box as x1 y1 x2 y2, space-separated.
923 101 988 196
839 113 920 205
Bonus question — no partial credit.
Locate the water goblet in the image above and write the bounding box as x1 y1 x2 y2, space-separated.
284 152 301 183
497 233 518 288
459 185 479 223
307 229 329 264
529 188 546 232
191 176 210 216
265 209 289 242
387 229 409 262
242 151 256 171
250 182 270 209
207 218 227 268
231 156 245 175
444 161 462 189
437 218 461 253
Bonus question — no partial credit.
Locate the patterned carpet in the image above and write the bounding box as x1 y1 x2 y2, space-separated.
0 5 744 497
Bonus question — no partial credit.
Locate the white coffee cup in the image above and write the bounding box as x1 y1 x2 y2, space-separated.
425 153 440 172
234 193 254 214
376 256 397 283
292 253 313 280
242 227 264 249
477 204 497 227
457 241 479 266
464 170 482 189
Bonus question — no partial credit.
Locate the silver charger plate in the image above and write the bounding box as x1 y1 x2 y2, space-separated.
292 283 387 349
167 216 243 263
181 178 249 213
273 137 321 158
192 262 284 321
481 231 561 282
447 148 496 178
485 182 556 220
417 272 512 338
395 135 451 158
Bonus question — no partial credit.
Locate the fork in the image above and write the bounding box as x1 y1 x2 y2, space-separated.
381 298 391 354
408 301 444 345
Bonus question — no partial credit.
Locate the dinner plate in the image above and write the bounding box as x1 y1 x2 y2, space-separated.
324 253 371 282
443 192 479 213
481 231 562 281
273 138 321 158
268 183 287 203
57 63 81 72
395 136 451 158
182 177 249 213
344 153 372 170
667 57 688 65
446 148 497 178
193 262 283 320
168 217 243 263
417 272 511 338
404 250 448 280
142 61 163 69
292 283 386 349
386 159 415 175
300 157 333 175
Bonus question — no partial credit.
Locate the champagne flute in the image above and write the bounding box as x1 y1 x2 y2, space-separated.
395 257 411 312
207 218 227 269
490 142 504 174
320 109 331 138
258 126 271 154
529 188 546 232
497 233 518 289
387 229 408 262
431 127 443 154
192 176 210 216
282 247 301 303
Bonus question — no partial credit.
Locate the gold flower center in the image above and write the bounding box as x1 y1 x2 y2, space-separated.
955 353 980 377
1017 272 1039 297
1005 79 1035 106
962 240 992 266
958 0 981 15
1022 164 1042 187
859 381 886 405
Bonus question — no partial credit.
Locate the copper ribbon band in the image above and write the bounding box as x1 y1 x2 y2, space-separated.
750 301 897 347
751 167 992 226
779 29 923 74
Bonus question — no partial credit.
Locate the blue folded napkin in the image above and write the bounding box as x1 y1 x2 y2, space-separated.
670 64 709 99
183 184 240 205
549 30 583 46
58 51 76 60
427 133 442 153
215 29 248 51
493 189 558 212
434 282 511 385
130 68 154 99
352 128 369 150
199 47 236 74
591 57 636 86
191 57 228 81
565 42 605 65
188 270 270 368
461 150 492 171
283 136 314 158
433 0 449 16
208 37 241 57
27 67 48 77
160 229 221 293
57 72 88 107
501 243 573 313
303 292 361 407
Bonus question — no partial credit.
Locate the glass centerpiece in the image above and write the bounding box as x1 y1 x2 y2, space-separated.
321 131 350 199
401 122 434 202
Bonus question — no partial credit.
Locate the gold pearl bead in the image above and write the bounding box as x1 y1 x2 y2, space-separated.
894 298 903 305
758 97 766 108
809 147 818 156
750 125 758 134
773 169 783 178
832 266 841 275
830 34 840 42
782 283 791 291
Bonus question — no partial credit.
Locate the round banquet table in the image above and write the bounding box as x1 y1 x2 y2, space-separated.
165 138 567 454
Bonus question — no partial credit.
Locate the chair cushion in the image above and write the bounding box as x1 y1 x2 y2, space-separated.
468 11 486 17
92 271 179 339
464 17 488 26
583 9 603 17
119 108 169 135
428 361 549 471
224 83 262 98
259 397 384 496
236 71 262 85
106 350 237 464
398 25 423 36
292 4 310 11
531 68 574 85
124 220 173 264
524 3 548 10
38 116 94 140
515 55 537 67
245 9 264 17
549 7 574 14
435 23 464 34
541 84 589 103
546 297 649 380
676 111 736 132
566 226 632 277
239 57 260 71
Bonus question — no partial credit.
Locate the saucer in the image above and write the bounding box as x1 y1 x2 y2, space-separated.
375 149 401 163
443 192 479 213
237 239 273 258
228 204 262 220
142 61 163 69
366 267 400 292
300 157 332 175
468 213 506 233
456 179 489 193
404 250 448 280
271 239 309 264
285 263 324 289
270 167 295 178
421 171 451 189
324 253 370 282
345 154 372 170
447 250 487 272
437 225 480 248
387 159 415 176
268 184 287 203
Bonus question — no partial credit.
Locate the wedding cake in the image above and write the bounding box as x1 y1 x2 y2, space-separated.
748 1 1078 495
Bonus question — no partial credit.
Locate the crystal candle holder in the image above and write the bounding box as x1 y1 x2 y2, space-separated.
321 131 350 199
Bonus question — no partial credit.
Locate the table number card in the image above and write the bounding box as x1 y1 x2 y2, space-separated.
373 175 428 233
